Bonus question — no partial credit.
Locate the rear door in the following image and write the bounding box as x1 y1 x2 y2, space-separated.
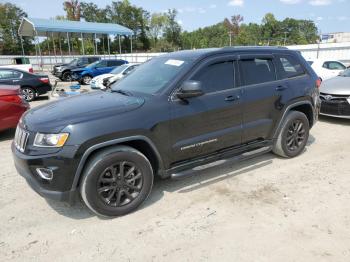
238 54 284 143
169 55 243 164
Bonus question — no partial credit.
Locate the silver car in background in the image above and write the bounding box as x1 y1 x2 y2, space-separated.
320 68 350 119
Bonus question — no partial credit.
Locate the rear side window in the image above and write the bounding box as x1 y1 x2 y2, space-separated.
240 58 276 85
191 61 234 93
323 61 346 70
108 60 126 67
0 70 22 79
275 55 305 79
88 57 100 63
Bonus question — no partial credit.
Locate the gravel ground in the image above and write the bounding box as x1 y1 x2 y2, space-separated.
0 95 350 262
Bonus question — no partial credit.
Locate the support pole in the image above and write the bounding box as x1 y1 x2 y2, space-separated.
51 32 57 64
46 32 53 70
81 32 85 55
35 31 42 70
102 35 106 59
130 35 133 53
67 32 71 56
107 35 111 59
94 33 98 55
58 34 63 62
34 36 39 71
20 36 25 57
119 35 121 54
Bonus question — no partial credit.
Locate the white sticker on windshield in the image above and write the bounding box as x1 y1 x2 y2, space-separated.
165 59 184 67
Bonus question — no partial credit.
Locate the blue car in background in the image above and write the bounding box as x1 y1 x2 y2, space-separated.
71 59 128 85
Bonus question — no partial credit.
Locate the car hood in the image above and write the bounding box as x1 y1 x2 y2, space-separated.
22 91 145 133
320 76 350 95
92 74 114 82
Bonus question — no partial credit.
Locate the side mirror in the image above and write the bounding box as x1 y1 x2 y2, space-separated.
176 80 204 99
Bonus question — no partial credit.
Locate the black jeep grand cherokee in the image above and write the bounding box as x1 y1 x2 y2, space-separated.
12 47 321 217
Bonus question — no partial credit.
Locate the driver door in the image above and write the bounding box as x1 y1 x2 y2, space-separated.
169 56 243 164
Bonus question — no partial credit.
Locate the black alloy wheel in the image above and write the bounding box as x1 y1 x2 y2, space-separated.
97 161 143 207
285 119 306 152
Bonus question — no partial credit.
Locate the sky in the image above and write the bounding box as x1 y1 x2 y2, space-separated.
2 0 350 34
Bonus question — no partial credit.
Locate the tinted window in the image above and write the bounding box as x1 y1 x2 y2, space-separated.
276 55 305 79
107 60 125 67
191 61 234 93
95 61 108 68
88 57 99 63
0 70 22 79
323 61 346 70
307 61 314 65
240 58 276 85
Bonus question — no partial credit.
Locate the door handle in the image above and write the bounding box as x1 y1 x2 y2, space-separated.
276 85 287 91
225 95 240 102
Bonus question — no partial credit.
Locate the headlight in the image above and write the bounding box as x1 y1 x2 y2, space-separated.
34 133 69 147
57 67 63 72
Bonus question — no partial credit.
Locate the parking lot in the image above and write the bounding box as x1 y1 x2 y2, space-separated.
0 93 350 261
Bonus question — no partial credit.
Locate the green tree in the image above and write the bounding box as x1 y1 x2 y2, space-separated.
80 2 108 22
164 9 182 48
0 2 33 55
64 0 81 21
149 13 168 49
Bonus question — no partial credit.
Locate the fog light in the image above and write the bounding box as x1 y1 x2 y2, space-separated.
36 168 53 181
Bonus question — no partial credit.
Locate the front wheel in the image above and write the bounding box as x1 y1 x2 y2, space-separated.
273 111 310 158
62 71 72 81
81 75 92 85
80 146 154 217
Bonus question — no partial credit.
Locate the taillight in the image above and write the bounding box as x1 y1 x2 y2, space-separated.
0 95 23 104
29 68 34 73
316 78 322 89
39 77 50 84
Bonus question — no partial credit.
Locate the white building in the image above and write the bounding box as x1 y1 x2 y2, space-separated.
321 32 350 43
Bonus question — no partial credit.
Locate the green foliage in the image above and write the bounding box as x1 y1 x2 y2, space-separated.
0 2 33 55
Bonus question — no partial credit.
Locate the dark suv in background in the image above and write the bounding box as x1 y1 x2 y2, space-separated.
53 56 100 81
12 47 320 217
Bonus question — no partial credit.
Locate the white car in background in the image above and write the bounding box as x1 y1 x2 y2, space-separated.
307 59 346 81
90 64 139 90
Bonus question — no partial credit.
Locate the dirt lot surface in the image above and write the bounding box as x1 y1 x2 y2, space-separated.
0 96 350 262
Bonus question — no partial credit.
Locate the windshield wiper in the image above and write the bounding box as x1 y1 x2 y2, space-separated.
110 89 132 96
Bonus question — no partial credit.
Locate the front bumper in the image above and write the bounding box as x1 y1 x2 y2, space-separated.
320 95 350 119
11 143 80 203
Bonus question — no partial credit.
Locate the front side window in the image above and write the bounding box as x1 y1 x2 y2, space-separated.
240 58 276 85
190 61 234 93
276 55 305 79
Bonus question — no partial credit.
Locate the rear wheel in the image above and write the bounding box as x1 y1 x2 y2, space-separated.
273 111 309 158
80 146 154 217
21 87 36 102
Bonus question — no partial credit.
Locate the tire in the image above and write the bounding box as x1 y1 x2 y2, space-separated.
80 146 154 217
273 111 309 158
81 75 92 85
21 87 36 102
62 71 72 81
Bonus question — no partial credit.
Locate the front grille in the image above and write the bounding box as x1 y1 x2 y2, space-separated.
320 100 350 116
14 126 29 153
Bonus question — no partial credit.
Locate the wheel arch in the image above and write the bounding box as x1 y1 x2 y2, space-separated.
273 101 314 139
71 136 164 191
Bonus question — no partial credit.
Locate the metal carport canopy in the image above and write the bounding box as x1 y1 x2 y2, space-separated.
19 17 133 37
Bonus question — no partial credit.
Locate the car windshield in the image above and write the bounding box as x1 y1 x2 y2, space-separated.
68 59 78 66
339 68 350 77
86 61 100 68
110 64 130 74
111 57 193 94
